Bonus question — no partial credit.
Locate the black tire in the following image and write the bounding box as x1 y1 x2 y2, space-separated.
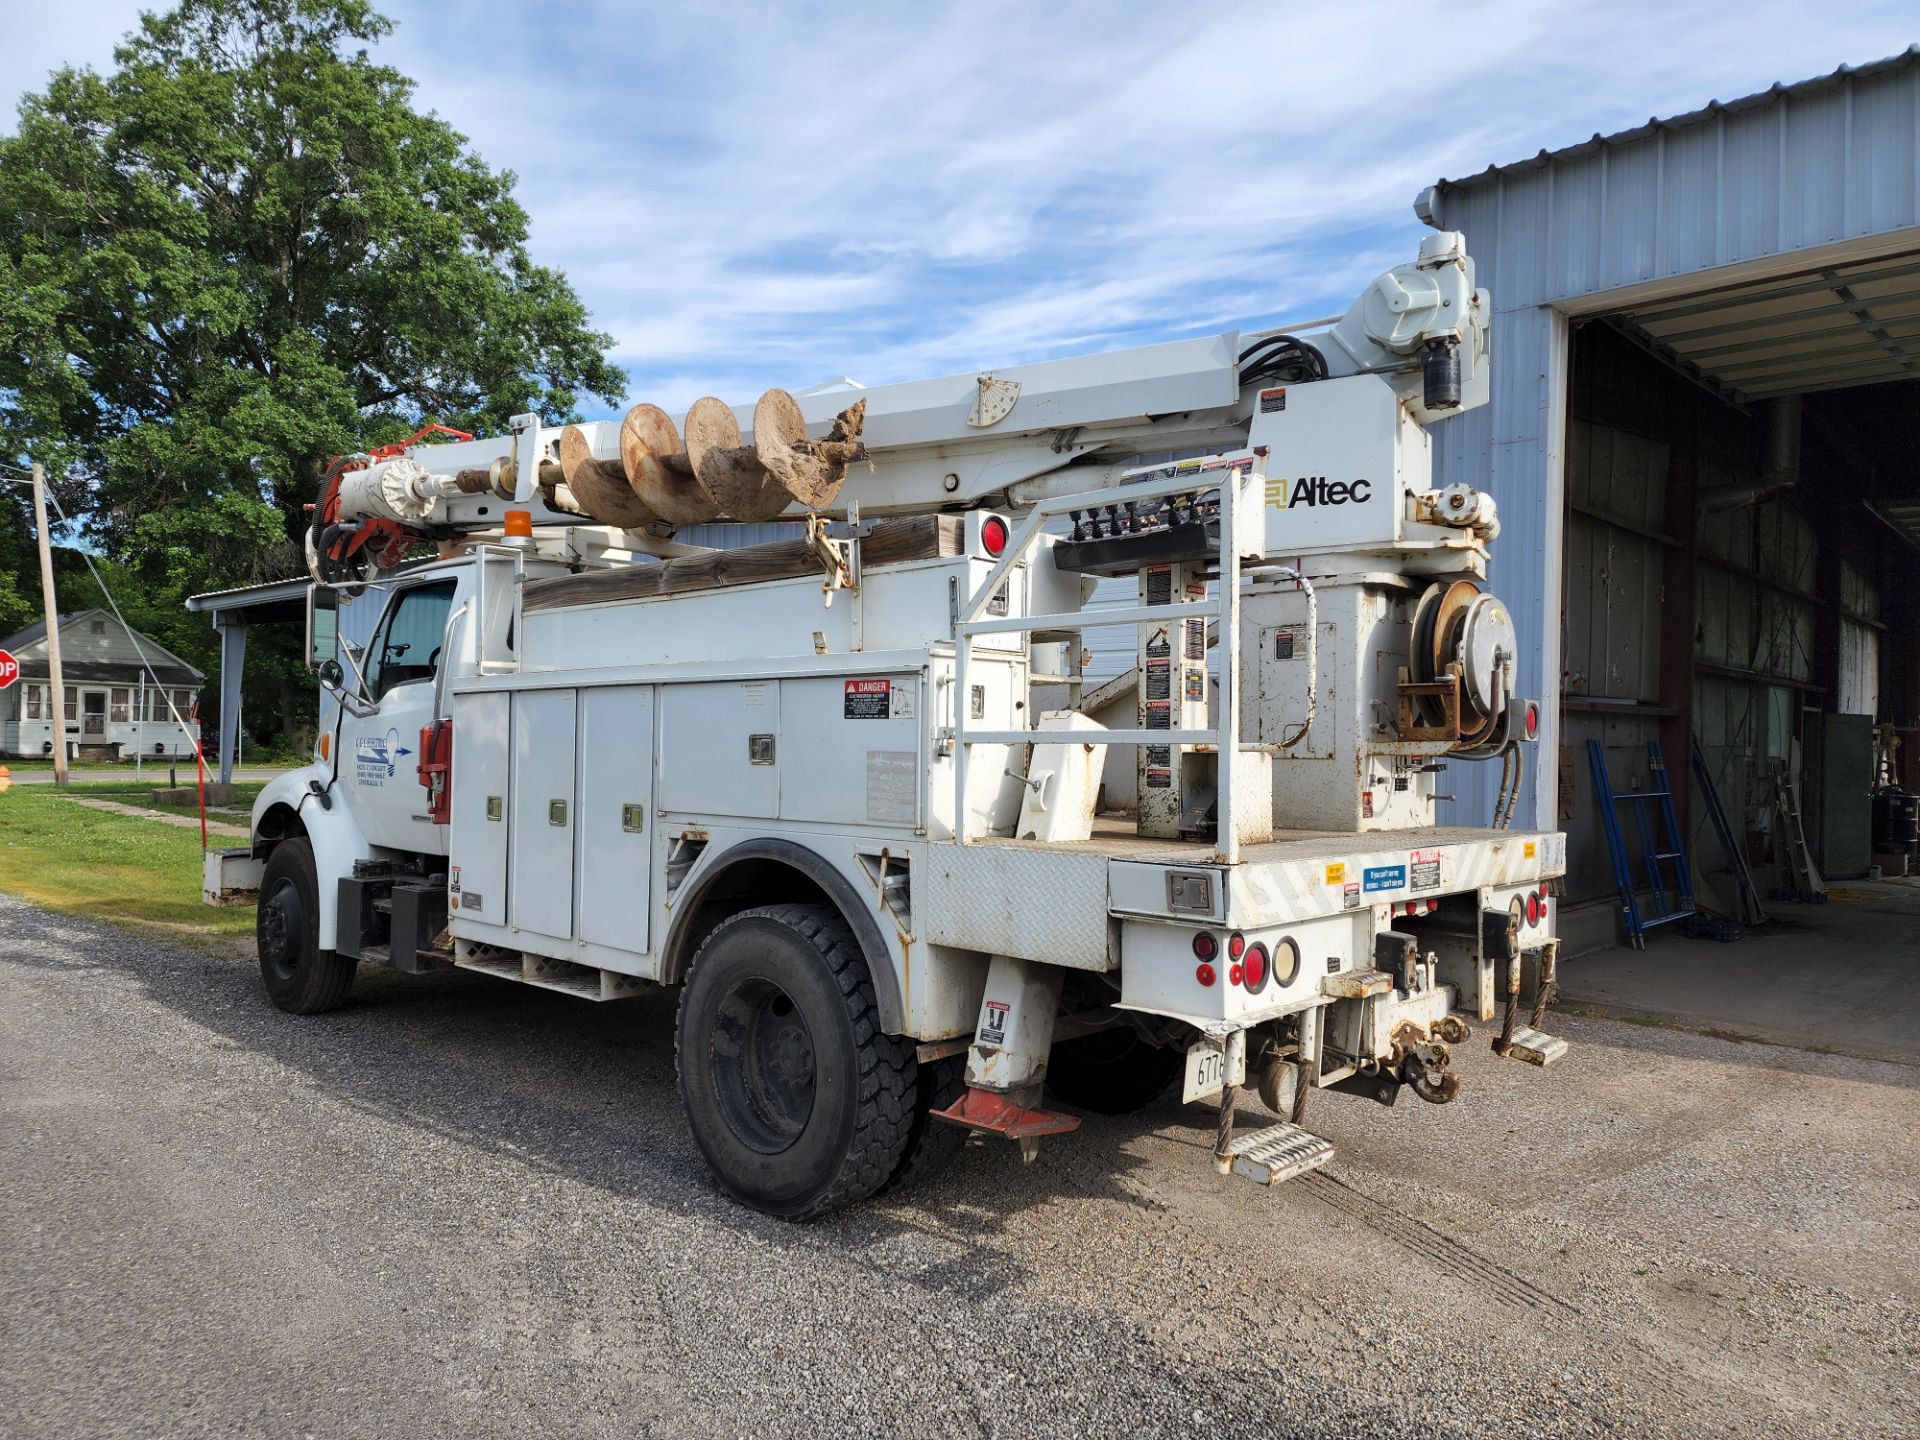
675 903 915 1219
881 1053 967 1196
1046 1027 1182 1114
256 837 357 1015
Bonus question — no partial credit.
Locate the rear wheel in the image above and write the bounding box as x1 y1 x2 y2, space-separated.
1046 1027 1181 1114
675 904 914 1219
881 1053 967 1195
257 838 357 1015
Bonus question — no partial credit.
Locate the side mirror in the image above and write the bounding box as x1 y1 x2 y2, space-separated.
318 658 344 690
306 584 339 674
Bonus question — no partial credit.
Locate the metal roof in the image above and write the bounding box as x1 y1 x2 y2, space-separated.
184 576 311 622
1435 46 1920 196
1604 247 1920 404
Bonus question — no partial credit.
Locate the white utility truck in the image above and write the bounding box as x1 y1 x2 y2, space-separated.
204 227 1567 1218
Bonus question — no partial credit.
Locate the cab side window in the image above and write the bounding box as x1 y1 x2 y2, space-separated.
364 581 456 701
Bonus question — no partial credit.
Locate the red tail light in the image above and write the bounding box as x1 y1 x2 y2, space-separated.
1227 932 1246 960
1192 932 1217 960
1525 892 1541 926
1228 963 1244 987
1195 962 1217 987
980 515 1009 556
417 718 452 825
1243 943 1270 993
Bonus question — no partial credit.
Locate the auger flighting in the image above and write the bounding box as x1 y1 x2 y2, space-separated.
551 389 869 525
308 389 871 583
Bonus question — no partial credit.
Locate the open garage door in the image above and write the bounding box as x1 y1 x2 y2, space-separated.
1556 245 1920 951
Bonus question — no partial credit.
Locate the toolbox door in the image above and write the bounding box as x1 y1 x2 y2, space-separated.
576 685 655 954
509 687 577 941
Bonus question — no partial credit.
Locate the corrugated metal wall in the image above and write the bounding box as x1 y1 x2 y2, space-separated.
1429 52 1920 832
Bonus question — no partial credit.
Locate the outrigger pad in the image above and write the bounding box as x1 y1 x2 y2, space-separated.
930 1087 1083 1139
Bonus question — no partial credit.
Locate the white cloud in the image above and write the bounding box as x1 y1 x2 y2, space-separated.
8 0 1920 415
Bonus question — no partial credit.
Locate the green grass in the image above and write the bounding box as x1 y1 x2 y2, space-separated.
2 758 164 771
0 785 256 942
64 781 267 814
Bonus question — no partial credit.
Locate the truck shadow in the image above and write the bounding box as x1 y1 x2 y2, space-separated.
9 903 1178 1306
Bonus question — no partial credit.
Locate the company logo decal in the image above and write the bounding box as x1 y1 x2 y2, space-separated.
1264 475 1372 509
354 726 412 786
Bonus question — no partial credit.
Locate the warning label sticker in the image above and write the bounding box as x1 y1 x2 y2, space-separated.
844 679 891 719
980 1000 1009 1046
1259 387 1287 413
1409 847 1442 891
1342 882 1361 911
1363 864 1406 893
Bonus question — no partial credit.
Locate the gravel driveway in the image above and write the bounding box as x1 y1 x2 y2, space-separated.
2 893 1914 1438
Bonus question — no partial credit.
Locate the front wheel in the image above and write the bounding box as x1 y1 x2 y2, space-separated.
257 837 357 1015
675 904 915 1219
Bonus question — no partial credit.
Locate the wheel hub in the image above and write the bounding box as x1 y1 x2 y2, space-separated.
711 978 817 1154
260 878 303 977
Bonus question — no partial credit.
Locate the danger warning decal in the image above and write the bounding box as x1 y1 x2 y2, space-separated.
844 679 891 719
1409 847 1442 892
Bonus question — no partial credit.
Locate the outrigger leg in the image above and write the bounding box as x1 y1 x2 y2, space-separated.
931 955 1080 1161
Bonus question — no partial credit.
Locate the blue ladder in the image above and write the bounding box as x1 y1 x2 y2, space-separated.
1587 739 1699 950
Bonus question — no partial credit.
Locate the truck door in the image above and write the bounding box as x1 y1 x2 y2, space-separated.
345 578 458 853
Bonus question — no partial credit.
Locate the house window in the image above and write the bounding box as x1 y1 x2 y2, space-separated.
63 686 77 722
111 688 130 722
25 684 43 720
90 620 107 635
173 689 195 722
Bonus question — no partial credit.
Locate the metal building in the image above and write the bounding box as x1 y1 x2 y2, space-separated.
1425 47 1920 947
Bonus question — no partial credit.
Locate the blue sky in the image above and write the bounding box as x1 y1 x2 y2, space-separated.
7 1 1919 420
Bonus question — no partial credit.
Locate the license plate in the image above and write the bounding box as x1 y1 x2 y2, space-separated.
1182 1041 1227 1104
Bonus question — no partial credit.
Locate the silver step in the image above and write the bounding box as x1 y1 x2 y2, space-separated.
1501 1026 1569 1066
1223 1122 1335 1186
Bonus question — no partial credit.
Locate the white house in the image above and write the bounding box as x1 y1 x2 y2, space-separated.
0 610 204 761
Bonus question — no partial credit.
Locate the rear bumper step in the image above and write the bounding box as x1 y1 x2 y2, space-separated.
1219 1122 1334 1186
1496 1026 1568 1066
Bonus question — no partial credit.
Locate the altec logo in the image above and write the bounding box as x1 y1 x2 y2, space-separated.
1264 475 1372 509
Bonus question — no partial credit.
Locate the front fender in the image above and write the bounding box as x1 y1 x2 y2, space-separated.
251 764 375 952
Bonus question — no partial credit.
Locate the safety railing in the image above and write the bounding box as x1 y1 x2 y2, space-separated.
950 458 1257 864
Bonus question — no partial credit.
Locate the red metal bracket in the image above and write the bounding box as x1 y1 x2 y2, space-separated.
417 718 452 824
368 422 475 462
930 1086 1082 1139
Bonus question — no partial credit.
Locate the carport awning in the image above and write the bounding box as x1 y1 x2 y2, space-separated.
1611 249 1920 404
184 576 310 624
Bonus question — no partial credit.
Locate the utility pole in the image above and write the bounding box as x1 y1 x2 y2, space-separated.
30 462 69 788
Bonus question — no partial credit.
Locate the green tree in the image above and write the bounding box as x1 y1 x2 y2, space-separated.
0 0 626 744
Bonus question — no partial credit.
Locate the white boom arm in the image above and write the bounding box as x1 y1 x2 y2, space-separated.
317 230 1487 563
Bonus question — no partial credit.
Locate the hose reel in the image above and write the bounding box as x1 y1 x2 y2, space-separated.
1396 577 1518 756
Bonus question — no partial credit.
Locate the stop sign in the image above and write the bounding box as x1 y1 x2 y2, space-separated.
0 649 18 689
